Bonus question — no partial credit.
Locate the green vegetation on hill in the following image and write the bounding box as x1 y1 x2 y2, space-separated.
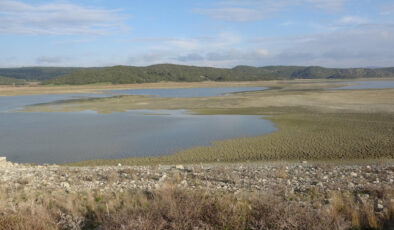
0 67 92 81
0 76 26 85
291 66 394 79
42 64 394 85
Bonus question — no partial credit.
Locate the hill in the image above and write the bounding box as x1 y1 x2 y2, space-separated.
0 67 91 81
41 64 394 85
0 76 26 85
290 66 394 79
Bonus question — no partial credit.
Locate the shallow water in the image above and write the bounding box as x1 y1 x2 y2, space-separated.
0 110 276 164
0 87 275 164
109 86 267 98
332 80 394 90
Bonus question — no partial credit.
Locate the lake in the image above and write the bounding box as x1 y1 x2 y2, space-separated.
109 86 267 97
332 80 394 90
0 87 275 164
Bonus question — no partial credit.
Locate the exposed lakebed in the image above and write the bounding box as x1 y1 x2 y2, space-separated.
0 87 275 164
2 81 393 164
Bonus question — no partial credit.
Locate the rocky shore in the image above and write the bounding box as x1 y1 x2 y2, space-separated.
0 158 392 200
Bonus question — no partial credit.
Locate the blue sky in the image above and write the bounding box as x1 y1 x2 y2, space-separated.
0 0 393 68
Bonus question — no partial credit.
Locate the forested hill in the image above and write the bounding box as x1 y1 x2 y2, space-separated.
41 64 394 85
0 76 26 85
0 67 91 81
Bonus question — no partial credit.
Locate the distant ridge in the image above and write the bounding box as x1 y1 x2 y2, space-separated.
0 67 95 81
42 64 394 85
2 64 394 85
0 75 26 85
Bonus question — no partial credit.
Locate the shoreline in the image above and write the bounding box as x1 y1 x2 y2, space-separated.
2 78 393 97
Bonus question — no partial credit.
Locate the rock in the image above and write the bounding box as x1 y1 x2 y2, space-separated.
0 156 11 167
302 161 308 164
117 163 122 167
0 156 6 163
357 194 369 205
374 199 384 212
57 212 84 230
176 165 184 170
350 172 357 177
61 182 70 189
159 174 167 183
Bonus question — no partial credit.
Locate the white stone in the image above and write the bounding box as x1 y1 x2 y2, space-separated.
175 165 184 170
60 182 70 189
159 174 167 183
376 203 384 212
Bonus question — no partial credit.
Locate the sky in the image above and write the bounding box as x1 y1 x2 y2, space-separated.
0 0 393 68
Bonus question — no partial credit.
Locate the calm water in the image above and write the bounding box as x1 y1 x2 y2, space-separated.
109 86 267 98
332 80 394 90
0 87 275 164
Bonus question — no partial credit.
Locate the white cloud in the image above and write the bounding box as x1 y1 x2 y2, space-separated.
52 39 93 45
257 49 269 56
167 39 200 50
338 16 368 25
196 0 350 22
127 23 394 68
195 8 264 22
379 2 394 15
130 32 241 51
280 21 295 26
0 0 127 35
36 56 70 64
250 24 394 67
304 0 348 11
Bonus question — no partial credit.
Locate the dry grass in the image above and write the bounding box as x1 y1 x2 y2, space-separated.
0 183 393 230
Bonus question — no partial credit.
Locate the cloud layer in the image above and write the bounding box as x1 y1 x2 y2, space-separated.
125 23 394 68
0 0 393 68
0 0 126 35
196 0 350 22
